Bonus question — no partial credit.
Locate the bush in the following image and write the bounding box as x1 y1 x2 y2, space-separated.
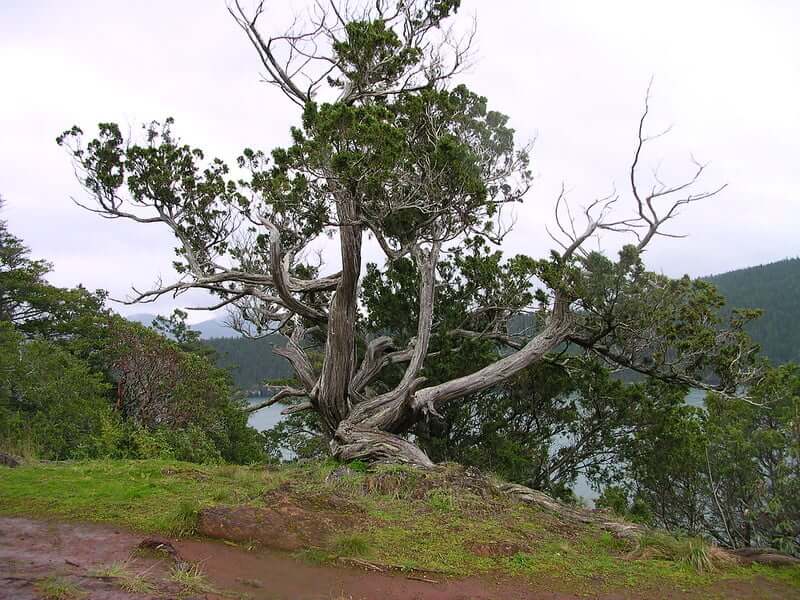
0 327 113 460
104 319 266 465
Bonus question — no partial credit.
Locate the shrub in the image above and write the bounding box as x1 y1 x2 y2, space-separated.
0 328 112 460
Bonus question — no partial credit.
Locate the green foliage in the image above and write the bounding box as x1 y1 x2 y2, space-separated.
360 232 761 497
614 364 800 556
0 197 109 365
0 323 113 460
597 485 652 524
596 486 630 517
0 204 265 465
548 246 764 393
101 318 266 464
418 362 686 497
261 408 328 462
703 365 800 555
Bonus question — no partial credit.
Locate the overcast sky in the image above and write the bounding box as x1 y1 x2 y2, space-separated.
1 0 798 322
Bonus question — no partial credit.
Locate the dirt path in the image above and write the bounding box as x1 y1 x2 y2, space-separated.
1 516 796 600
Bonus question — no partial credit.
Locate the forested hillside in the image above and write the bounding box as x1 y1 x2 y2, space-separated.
705 257 800 364
204 335 292 392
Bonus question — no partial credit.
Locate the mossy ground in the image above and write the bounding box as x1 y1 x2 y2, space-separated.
1 459 797 597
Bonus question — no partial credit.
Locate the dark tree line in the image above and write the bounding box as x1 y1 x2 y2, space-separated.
704 257 800 365
204 335 292 392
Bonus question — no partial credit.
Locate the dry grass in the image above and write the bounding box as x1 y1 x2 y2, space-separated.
628 532 737 572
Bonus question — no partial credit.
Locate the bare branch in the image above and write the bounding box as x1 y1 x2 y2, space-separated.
244 386 308 413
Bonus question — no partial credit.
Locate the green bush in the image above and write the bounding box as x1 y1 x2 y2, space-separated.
0 327 112 460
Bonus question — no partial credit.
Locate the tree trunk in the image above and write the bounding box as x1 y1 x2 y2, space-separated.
316 202 362 433
324 298 574 467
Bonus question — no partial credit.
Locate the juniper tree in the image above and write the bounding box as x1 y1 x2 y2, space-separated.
58 1 760 465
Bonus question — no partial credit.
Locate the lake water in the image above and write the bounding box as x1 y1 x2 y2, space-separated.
248 388 708 505
247 398 286 432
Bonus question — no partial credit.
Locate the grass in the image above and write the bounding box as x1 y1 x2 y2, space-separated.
0 459 283 533
631 532 736 573
170 563 217 596
89 561 155 594
332 532 372 557
35 577 85 600
2 458 798 597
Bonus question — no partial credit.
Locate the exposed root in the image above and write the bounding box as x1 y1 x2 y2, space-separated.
498 482 645 540
331 423 434 467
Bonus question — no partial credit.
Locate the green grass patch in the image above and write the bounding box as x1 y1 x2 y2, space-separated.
35 577 85 600
332 532 372 557
170 563 217 596
89 561 155 594
0 459 278 534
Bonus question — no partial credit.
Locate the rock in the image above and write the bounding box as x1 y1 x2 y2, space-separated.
197 500 351 551
0 452 21 468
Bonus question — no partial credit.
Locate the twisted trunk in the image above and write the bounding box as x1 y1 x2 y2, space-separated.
316 203 362 433
326 296 574 466
331 422 435 467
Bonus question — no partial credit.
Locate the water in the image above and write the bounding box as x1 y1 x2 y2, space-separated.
247 398 285 432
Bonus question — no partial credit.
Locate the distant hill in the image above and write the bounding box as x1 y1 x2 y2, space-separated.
126 313 290 391
127 313 239 339
203 335 292 392
704 257 800 365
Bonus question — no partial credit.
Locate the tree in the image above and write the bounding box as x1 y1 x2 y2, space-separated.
58 1 759 466
612 365 799 556
0 321 113 460
702 366 800 554
416 362 686 498
0 196 108 346
103 317 265 463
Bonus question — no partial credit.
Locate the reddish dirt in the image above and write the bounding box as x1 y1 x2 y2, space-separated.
1 516 798 600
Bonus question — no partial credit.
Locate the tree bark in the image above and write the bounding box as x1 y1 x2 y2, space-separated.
331 421 435 467
412 297 574 413
316 202 363 432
